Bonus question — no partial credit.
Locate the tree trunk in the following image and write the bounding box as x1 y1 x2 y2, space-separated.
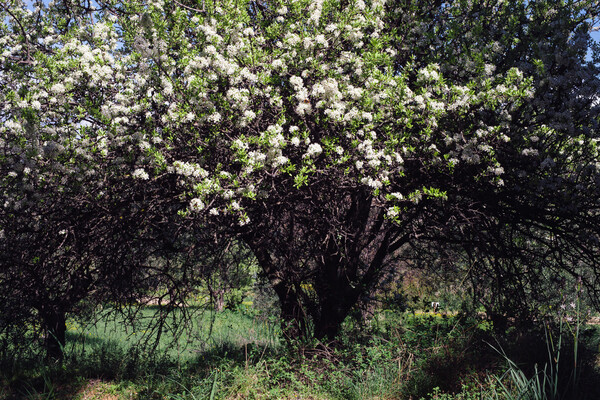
313 279 360 341
313 305 348 341
41 308 66 361
208 283 225 311
214 291 225 312
243 203 393 345
245 238 310 342
272 282 309 342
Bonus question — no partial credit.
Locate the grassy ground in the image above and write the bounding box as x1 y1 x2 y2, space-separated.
64 306 280 362
2 308 600 400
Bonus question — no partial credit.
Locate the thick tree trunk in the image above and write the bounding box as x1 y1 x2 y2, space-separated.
272 282 309 341
311 250 362 341
243 196 399 345
41 308 66 361
313 278 360 341
313 305 350 341
245 238 310 342
214 292 225 312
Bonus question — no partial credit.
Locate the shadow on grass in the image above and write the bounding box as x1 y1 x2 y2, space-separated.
1 321 282 400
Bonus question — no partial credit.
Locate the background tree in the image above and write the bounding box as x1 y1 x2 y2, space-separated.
385 0 600 324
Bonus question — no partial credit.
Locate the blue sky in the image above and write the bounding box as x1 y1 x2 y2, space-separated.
588 29 599 61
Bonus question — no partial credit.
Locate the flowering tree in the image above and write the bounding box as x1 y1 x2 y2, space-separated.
1 0 599 346
386 0 600 325
0 1 211 358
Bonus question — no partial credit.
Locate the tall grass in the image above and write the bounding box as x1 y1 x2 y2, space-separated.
487 290 587 400
2 306 599 400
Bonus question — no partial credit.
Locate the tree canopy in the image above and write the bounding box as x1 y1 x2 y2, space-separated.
1 0 599 352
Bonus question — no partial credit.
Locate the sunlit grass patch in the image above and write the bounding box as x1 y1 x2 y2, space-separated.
74 379 138 400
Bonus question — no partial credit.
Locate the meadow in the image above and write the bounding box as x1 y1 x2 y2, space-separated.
2 302 600 400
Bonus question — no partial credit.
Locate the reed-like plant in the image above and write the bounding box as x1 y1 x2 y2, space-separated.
488 281 584 400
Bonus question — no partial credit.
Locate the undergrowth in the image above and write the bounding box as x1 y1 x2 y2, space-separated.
1 308 599 400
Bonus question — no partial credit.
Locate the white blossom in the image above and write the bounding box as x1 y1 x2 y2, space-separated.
190 198 205 212
208 113 222 123
305 143 323 158
50 83 66 94
132 168 149 180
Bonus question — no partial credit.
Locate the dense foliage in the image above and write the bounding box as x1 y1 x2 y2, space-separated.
1 0 599 356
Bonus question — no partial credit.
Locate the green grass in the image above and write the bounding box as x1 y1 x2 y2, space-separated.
2 308 600 400
65 307 281 364
1 307 284 399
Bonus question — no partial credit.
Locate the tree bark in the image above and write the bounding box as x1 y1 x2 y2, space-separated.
313 298 356 341
312 258 360 341
41 308 66 361
272 281 309 342
208 283 225 311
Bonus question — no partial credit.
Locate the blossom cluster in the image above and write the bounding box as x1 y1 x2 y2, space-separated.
2 0 595 228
